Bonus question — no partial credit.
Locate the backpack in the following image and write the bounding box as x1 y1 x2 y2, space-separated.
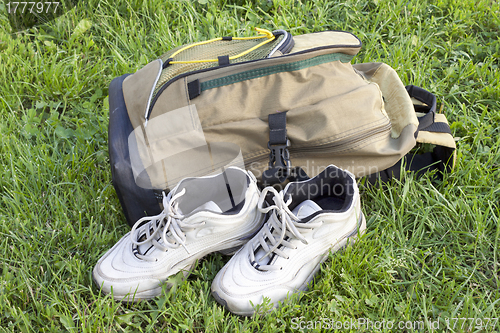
107 29 456 227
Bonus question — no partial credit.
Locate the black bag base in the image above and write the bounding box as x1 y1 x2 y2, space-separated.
108 74 162 227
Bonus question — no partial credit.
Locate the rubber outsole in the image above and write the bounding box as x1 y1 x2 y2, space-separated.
92 265 193 303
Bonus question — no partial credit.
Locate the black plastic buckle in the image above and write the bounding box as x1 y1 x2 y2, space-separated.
268 139 290 170
262 139 291 185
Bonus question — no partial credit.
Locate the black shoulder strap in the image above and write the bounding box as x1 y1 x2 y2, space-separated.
407 85 452 135
365 86 455 185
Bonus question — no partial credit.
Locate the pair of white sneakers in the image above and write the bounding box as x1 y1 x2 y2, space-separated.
93 165 366 316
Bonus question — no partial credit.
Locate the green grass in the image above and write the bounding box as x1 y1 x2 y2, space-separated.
0 0 499 331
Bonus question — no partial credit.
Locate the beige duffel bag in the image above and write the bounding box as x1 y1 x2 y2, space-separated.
108 28 456 225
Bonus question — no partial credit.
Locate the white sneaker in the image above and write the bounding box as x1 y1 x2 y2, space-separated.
211 165 366 315
93 167 264 301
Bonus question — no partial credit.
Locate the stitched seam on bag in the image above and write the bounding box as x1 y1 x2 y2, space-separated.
200 52 353 91
326 130 389 154
236 118 391 162
203 117 390 162
371 63 386 79
242 149 273 160
290 117 390 149
184 76 191 107
207 117 389 160
289 129 389 158
183 77 199 132
202 109 389 149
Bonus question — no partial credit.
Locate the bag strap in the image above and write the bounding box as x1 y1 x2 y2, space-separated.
262 112 291 185
261 112 309 186
407 85 453 135
407 85 436 135
365 86 456 184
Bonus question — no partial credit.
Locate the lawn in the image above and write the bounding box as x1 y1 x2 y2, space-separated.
0 0 499 332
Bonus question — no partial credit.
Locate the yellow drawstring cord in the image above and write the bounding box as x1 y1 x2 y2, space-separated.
166 28 275 65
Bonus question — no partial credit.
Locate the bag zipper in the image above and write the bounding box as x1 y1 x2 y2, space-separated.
146 32 361 122
243 120 391 166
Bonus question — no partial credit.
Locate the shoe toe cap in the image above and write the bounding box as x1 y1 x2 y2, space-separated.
92 233 164 300
211 253 294 315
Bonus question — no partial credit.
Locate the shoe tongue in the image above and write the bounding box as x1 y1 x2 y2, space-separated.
178 201 222 215
292 200 322 219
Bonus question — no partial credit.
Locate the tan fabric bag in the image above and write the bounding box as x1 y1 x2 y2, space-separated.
108 29 455 225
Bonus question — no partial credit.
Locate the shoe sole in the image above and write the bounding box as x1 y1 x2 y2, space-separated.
212 212 367 316
92 263 194 303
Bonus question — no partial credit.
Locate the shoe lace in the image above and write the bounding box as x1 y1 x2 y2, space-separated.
130 188 203 261
249 187 322 271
